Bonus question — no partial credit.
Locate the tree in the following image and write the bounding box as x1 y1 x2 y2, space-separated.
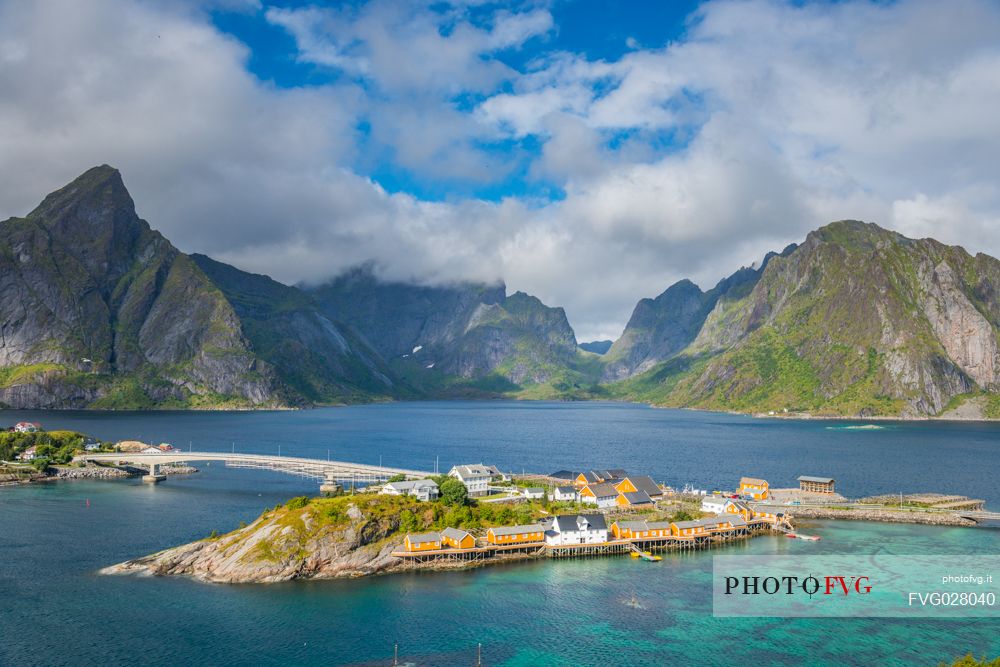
386 473 407 483
514 505 534 525
671 509 694 522
399 510 419 532
439 478 468 506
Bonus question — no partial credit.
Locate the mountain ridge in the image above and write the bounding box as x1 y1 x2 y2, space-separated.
2 166 999 418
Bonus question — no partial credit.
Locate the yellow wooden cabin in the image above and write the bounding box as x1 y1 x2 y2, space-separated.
441 527 476 549
670 519 708 537
738 477 769 500
486 524 545 545
404 532 442 552
726 501 755 521
611 521 672 539
615 491 654 508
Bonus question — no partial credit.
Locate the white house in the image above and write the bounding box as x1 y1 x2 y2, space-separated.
553 486 578 502
14 422 40 433
140 446 164 454
483 464 508 481
579 482 620 509
522 487 545 500
381 479 440 502
448 464 494 497
546 514 608 546
17 446 38 461
701 496 737 514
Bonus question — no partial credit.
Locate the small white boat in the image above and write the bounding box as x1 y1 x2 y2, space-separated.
786 532 821 541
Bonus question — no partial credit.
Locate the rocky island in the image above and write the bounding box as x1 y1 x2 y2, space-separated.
104 494 509 583
102 490 750 583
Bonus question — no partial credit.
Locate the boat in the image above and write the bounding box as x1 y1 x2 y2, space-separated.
786 532 821 541
635 550 661 562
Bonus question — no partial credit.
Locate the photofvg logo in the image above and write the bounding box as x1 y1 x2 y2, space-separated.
723 573 871 597
713 555 1000 618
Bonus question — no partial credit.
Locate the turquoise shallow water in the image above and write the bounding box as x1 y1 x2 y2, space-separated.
0 402 998 665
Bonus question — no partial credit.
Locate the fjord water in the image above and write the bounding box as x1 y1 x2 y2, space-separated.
1 402 998 666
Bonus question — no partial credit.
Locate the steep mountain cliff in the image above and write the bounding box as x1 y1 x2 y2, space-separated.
0 166 399 408
0 166 281 408
310 271 598 395
604 245 796 381
618 222 1000 417
5 167 999 416
309 266 506 360
190 255 398 404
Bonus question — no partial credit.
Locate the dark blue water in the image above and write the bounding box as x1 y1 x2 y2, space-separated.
2 402 998 505
1 402 998 666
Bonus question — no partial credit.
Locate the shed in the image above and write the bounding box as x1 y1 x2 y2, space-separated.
798 476 836 493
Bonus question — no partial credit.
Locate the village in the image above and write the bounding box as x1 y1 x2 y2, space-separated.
383 465 831 563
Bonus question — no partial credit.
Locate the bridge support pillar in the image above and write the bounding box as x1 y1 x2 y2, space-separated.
142 462 166 483
319 473 342 497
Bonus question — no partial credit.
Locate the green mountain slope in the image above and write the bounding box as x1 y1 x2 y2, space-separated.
0 166 281 408
616 221 1000 417
191 255 399 405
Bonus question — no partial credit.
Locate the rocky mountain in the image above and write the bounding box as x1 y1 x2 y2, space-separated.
5 167 999 417
309 270 596 394
309 266 506 360
0 166 590 407
603 244 796 381
190 255 397 404
0 166 283 408
618 221 1000 418
579 340 613 355
0 166 396 408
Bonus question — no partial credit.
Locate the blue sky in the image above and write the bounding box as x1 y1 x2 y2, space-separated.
211 0 704 203
1 0 999 340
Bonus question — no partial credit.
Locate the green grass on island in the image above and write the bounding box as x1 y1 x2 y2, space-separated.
0 429 113 471
206 484 706 565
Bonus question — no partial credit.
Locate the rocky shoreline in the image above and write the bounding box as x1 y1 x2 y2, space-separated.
101 504 456 583
1 463 199 485
104 504 985 585
789 506 977 526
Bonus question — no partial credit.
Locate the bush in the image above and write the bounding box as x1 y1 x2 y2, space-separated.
399 510 420 532
941 656 1000 667
386 473 407 483
671 509 694 522
439 478 468 506
285 496 311 511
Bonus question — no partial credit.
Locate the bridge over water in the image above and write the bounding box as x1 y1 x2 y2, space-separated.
75 452 433 490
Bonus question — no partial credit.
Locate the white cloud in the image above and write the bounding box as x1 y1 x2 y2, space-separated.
1 0 1000 342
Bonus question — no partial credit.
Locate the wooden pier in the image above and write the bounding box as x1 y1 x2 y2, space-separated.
391 519 783 563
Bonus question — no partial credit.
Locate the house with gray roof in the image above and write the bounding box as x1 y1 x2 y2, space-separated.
553 485 578 502
381 479 439 502
448 464 496 496
547 514 608 546
403 532 442 551
618 490 655 507
580 482 620 508
616 475 662 498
